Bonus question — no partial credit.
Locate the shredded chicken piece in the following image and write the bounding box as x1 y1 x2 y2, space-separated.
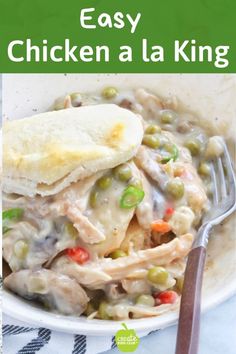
105 299 180 320
135 88 164 119
3 193 53 217
126 259 186 280
120 217 150 253
55 173 103 212
52 173 106 244
64 205 106 243
86 161 142 256
179 163 209 218
97 233 193 281
4 269 89 315
52 233 193 289
135 146 169 189
121 279 151 295
136 143 208 221
52 257 112 288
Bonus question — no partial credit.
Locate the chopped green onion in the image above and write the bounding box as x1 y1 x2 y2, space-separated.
161 144 179 164
2 208 24 235
2 208 24 221
120 186 145 209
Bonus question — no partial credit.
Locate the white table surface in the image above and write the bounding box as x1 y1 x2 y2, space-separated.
105 295 236 354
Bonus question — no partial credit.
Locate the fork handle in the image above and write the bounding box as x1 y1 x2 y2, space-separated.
175 246 206 354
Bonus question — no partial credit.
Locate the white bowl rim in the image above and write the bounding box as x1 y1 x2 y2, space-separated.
3 284 236 335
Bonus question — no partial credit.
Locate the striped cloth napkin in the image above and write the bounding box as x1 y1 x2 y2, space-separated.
3 314 156 354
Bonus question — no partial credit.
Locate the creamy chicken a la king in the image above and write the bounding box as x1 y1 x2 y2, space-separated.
3 88 224 320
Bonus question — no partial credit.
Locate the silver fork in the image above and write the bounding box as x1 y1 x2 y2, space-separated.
175 139 236 354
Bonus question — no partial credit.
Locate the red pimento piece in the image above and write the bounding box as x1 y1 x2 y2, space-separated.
66 247 89 264
164 206 174 221
154 290 178 305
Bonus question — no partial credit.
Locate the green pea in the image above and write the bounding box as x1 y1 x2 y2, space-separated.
136 294 155 307
147 266 169 285
198 162 211 176
161 144 179 164
145 125 162 134
142 134 161 149
65 222 77 239
184 139 200 156
109 249 127 259
89 190 99 208
98 301 111 320
102 87 118 99
85 302 96 316
14 240 29 259
176 278 184 292
97 176 112 189
166 178 185 200
160 110 176 124
206 183 213 198
114 164 132 182
70 92 82 107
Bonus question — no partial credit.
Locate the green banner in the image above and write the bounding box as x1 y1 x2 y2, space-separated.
0 0 235 72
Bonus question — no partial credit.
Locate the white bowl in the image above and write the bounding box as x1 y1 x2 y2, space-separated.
2 74 236 335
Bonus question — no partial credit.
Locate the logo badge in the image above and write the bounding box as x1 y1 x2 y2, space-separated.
115 323 140 352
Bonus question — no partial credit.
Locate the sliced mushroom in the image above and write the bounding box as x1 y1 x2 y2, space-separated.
4 269 89 316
